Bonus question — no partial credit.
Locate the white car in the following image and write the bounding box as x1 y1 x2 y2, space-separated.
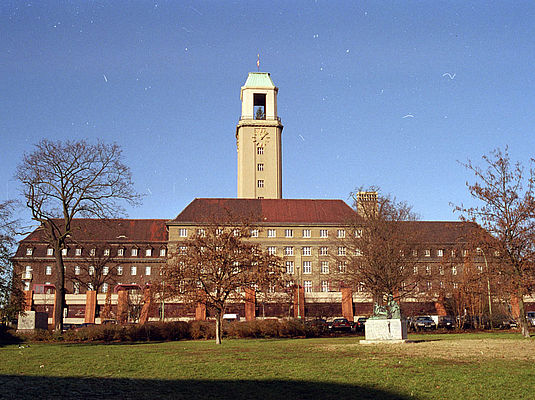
526 311 535 327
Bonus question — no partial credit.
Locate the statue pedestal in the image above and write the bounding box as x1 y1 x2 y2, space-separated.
360 318 407 344
17 311 48 332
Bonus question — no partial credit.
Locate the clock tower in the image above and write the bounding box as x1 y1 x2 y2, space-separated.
236 72 283 199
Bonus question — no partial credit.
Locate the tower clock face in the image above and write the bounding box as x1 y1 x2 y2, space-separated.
253 128 270 146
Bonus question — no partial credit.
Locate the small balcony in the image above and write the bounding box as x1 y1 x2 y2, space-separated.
21 272 32 280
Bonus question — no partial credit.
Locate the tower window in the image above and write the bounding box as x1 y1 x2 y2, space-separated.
257 147 264 155
253 93 266 120
257 163 264 171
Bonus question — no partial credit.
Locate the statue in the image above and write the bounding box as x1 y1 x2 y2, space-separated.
370 294 401 319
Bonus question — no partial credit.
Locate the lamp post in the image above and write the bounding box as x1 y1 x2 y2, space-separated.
296 266 301 319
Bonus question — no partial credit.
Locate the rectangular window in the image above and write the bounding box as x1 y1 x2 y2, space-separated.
160 248 166 257
257 180 264 188
437 249 443 257
285 229 293 238
302 246 311 256
284 247 294 256
462 249 468 257
338 247 346 256
145 249 152 257
337 229 345 238
47 248 54 256
257 147 264 155
286 261 294 274
413 266 418 275
117 266 123 276
197 229 205 237
88 283 93 291
304 280 312 293
320 229 328 238
102 283 108 294
90 248 96 256
145 266 151 276
103 266 109 276
26 248 33 256
45 266 52 275
104 249 110 256
131 266 137 275
75 248 82 256
179 228 188 237
426 265 431 275
338 263 346 273
453 282 458 289
268 246 277 255
320 247 328 256
74 266 80 275
477 265 483 273
424 249 431 257
355 229 362 238
452 266 457 275
303 261 312 274
451 249 456 257
321 281 329 292
302 229 311 238
73 282 80 294
89 266 95 275
267 229 276 238
62 248 68 256
355 248 362 256
179 246 187 255
439 266 444 275
131 248 138 257
321 261 329 274
412 249 418 257
251 229 259 238
257 163 264 171
427 281 432 290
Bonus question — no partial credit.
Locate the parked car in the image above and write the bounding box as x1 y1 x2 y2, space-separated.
437 316 455 330
526 312 535 327
498 319 518 329
328 318 353 332
74 322 96 331
410 316 437 331
101 319 118 325
305 318 329 333
354 317 368 332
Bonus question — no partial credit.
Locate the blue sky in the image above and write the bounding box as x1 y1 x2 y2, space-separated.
2 1 535 223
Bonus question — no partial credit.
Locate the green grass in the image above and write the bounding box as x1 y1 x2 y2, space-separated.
1 333 534 399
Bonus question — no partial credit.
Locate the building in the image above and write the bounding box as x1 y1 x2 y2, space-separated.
14 71 529 325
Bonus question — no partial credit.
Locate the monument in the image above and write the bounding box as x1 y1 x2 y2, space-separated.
361 294 408 344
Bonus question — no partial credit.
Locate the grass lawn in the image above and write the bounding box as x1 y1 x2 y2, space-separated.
1 332 534 399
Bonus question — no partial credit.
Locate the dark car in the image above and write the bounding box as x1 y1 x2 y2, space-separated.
74 322 96 331
354 317 368 332
329 318 353 332
411 316 436 331
437 316 455 330
306 318 328 333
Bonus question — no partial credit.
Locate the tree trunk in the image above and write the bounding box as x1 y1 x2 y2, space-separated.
517 290 530 338
215 309 222 344
54 246 65 332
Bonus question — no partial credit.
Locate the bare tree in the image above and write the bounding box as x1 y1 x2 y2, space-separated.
0 200 24 324
338 189 423 318
454 148 535 337
162 218 285 344
15 139 141 331
65 243 120 294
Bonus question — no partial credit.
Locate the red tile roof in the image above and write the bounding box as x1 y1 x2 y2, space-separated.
400 221 481 244
169 198 358 224
21 219 168 243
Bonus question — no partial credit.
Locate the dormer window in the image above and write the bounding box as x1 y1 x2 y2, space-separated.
90 248 96 256
159 248 166 257
61 248 68 256
145 248 152 257
47 248 54 256
118 248 124 257
26 247 33 256
104 249 110 256
131 248 138 257
75 248 82 256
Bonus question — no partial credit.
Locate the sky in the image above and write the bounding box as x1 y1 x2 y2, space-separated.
2 1 535 224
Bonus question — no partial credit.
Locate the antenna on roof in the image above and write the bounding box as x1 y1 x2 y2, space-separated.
257 53 260 72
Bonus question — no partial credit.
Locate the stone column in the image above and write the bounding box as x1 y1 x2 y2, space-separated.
84 290 97 323
139 287 152 325
195 302 206 321
245 288 256 321
293 285 305 319
24 290 33 311
117 290 129 324
341 288 354 321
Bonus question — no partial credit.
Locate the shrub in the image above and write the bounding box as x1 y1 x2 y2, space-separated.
189 321 215 340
